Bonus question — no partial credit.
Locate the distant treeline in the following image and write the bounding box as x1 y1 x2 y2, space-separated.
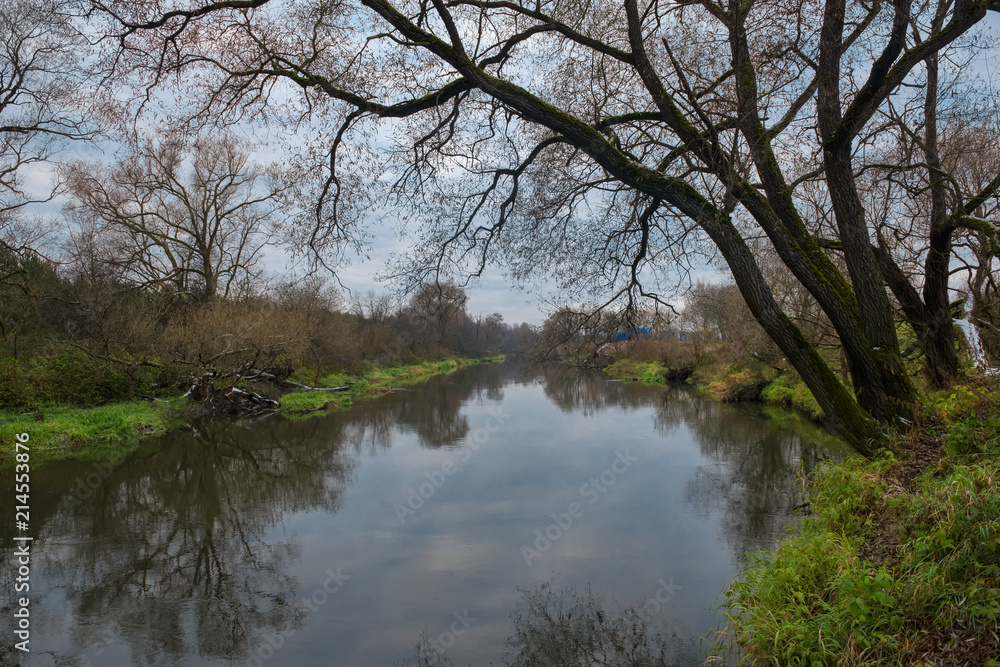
0 246 536 410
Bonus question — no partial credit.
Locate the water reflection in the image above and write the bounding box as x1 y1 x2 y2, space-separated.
358 362 507 450
503 579 696 667
0 362 845 666
40 417 357 665
654 389 847 561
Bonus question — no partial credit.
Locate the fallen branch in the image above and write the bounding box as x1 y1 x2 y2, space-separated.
243 369 350 392
226 386 279 408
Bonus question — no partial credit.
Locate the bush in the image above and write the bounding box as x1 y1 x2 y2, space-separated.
760 373 823 419
0 348 166 410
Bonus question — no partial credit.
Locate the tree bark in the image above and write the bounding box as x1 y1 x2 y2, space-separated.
815 0 918 424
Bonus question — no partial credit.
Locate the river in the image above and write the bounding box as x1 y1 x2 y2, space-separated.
0 362 848 666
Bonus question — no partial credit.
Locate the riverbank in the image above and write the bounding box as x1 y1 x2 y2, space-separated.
604 357 823 418
275 355 504 415
0 355 504 466
710 382 1000 666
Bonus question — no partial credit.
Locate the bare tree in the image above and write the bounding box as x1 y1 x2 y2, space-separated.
1 0 97 326
407 281 469 352
859 32 1000 384
90 0 1000 452
64 133 284 300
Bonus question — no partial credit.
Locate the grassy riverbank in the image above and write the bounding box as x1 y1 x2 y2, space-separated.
710 382 1000 666
0 355 503 465
604 357 823 418
276 355 504 415
0 399 186 465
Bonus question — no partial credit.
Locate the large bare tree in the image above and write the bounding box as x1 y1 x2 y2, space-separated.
90 0 1000 452
64 133 283 300
407 281 469 352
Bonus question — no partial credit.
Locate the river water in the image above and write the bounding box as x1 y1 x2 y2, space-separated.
1 363 848 666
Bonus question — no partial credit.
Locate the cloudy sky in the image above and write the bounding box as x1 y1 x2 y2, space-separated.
269 212 558 325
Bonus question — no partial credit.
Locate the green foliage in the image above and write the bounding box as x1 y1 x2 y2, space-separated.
924 384 1000 457
608 355 828 421
717 409 1000 666
604 359 670 385
726 531 903 665
279 356 504 418
0 399 184 465
944 410 1000 457
277 391 346 414
0 349 167 410
931 384 993 422
317 371 351 388
895 464 1000 625
760 373 823 420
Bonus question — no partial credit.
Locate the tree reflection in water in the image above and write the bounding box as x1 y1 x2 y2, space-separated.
38 416 359 665
654 387 848 561
397 369 846 667
404 579 696 667
535 364 848 564
503 580 696 667
360 361 508 450
0 362 846 666
0 364 508 666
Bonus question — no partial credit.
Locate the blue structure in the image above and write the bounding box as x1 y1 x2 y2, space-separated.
609 327 651 343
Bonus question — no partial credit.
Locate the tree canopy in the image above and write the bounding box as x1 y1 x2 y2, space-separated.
62 0 1000 449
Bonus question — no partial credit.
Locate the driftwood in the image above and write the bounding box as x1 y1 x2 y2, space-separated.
200 385 279 416
170 360 360 417
175 366 354 417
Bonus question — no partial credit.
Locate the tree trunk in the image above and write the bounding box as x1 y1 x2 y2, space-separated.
918 44 959 386
725 6 916 434
703 217 878 455
814 0 918 425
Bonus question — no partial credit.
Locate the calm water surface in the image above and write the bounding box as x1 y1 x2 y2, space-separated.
1 363 848 666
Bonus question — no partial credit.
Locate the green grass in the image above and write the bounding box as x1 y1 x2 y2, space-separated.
277 391 351 414
0 399 185 465
278 355 505 417
760 373 823 419
606 357 828 420
894 463 1000 626
713 385 1000 666
723 528 904 664
604 359 668 385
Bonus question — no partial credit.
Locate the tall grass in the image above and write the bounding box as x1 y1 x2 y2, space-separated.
712 385 1000 666
0 399 184 464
